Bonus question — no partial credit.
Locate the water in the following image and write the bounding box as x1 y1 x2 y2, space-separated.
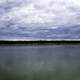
0 45 80 80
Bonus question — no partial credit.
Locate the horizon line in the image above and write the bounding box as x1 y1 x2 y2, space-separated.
1 38 80 41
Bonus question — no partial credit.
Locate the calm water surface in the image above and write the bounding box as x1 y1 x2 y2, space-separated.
0 45 80 80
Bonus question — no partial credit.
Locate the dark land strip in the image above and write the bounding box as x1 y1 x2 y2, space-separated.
0 40 80 45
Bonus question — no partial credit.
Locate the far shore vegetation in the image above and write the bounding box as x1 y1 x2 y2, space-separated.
0 40 80 45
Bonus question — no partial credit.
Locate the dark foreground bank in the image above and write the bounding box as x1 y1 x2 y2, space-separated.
0 40 80 45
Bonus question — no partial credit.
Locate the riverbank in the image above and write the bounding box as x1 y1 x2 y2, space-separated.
0 40 80 45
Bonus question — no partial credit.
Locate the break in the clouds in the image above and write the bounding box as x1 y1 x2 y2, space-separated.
0 0 80 39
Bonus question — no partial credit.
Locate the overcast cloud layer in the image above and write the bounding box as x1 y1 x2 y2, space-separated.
0 0 80 39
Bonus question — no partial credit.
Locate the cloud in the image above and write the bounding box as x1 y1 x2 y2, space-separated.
0 0 80 38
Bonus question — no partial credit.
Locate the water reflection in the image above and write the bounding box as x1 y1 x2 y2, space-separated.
0 45 80 80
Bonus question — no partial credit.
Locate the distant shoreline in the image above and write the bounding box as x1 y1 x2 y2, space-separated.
0 40 80 45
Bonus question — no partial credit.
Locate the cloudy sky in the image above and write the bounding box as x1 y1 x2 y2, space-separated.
0 0 80 39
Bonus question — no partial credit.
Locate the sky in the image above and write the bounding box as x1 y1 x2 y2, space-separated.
0 0 80 39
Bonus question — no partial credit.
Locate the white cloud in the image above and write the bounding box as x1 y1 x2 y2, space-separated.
0 0 80 38
0 0 80 29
